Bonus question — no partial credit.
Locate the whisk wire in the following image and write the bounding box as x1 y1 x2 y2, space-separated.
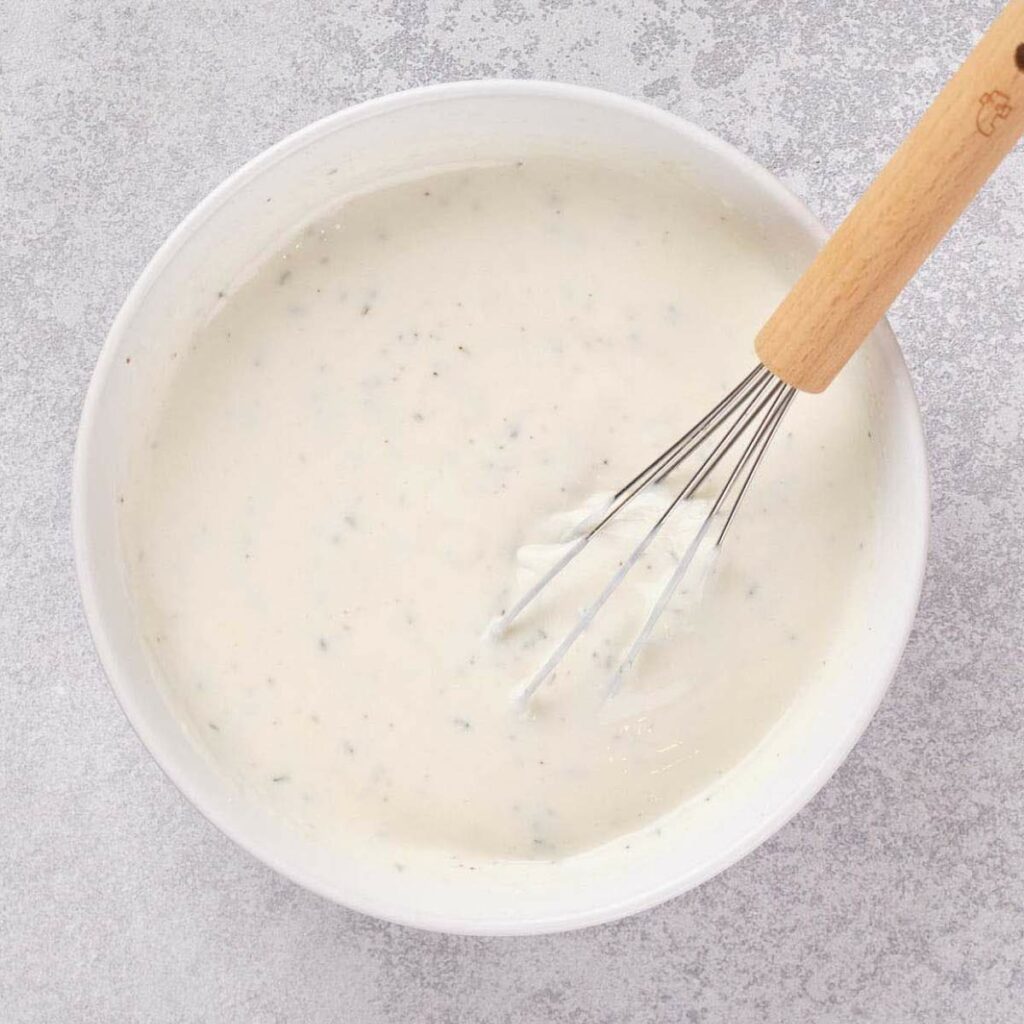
598 366 768 525
608 380 795 694
668 370 776 501
717 385 795 545
493 366 774 638
502 364 796 703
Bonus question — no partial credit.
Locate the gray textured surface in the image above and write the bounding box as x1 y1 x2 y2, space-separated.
3 0 1023 1020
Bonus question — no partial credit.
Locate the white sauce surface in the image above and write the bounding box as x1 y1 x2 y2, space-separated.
123 159 878 861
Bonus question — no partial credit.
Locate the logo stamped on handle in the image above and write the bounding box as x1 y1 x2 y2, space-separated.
976 90 1013 136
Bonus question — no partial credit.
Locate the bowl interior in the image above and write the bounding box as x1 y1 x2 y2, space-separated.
74 82 928 934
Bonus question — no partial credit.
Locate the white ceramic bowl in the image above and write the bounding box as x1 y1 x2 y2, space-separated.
73 81 928 935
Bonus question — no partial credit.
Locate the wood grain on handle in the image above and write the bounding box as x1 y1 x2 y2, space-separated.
756 0 1024 393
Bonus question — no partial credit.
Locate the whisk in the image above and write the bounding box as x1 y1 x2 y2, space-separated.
498 0 1024 699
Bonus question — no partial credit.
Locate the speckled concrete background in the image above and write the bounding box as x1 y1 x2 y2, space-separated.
3 0 1023 1020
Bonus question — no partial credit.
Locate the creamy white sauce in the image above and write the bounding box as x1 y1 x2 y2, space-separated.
123 158 878 862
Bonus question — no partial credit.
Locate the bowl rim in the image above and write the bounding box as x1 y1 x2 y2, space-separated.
72 78 930 935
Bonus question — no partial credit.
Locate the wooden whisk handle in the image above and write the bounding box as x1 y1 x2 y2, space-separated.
756 0 1024 393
